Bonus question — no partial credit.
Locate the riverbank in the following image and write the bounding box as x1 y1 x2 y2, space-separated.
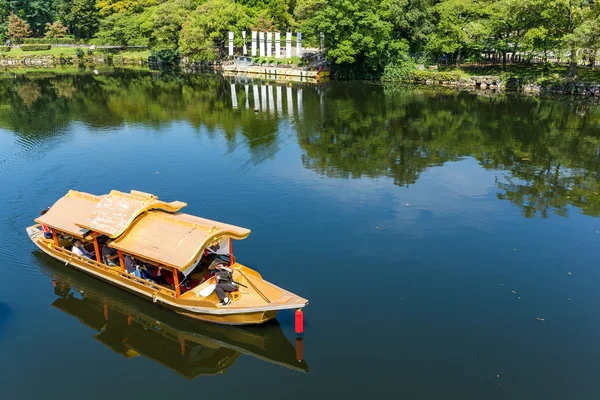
0 47 151 68
398 63 600 96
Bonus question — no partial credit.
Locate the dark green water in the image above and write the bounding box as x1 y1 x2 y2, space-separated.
1 69 600 400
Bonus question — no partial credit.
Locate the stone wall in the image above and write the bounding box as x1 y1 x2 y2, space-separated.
419 75 504 91
417 74 600 97
521 82 600 96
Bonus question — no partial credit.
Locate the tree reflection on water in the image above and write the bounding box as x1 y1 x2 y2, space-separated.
1 69 599 218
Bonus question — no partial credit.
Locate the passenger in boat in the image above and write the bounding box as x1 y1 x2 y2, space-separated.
125 255 142 278
210 262 237 306
124 256 159 283
71 239 95 259
102 238 120 266
139 264 166 284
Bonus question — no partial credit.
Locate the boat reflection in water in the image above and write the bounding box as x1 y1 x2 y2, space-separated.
36 252 308 378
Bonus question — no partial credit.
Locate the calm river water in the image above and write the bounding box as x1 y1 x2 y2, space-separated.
1 69 599 400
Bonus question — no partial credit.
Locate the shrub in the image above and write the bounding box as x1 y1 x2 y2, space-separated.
76 48 84 58
412 70 462 82
381 58 416 82
0 46 11 53
44 21 68 39
150 49 178 65
20 44 52 51
23 37 87 45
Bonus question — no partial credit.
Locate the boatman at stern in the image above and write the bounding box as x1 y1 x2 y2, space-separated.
209 261 237 307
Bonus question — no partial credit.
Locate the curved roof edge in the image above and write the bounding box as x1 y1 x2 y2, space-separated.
109 211 251 272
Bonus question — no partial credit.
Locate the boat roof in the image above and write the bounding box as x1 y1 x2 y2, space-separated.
109 211 250 272
35 190 251 271
35 190 103 238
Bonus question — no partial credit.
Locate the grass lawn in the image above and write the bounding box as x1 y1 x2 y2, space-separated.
117 49 151 58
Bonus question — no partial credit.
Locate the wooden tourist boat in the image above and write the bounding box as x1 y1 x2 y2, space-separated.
27 189 308 325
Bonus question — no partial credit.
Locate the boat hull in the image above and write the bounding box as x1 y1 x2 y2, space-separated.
27 226 299 325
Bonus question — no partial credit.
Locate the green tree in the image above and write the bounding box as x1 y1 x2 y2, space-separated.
11 0 56 37
427 0 488 64
0 0 10 40
521 1 562 65
385 0 436 53
96 0 160 16
150 0 195 52
179 0 252 61
538 0 593 77
58 0 100 39
484 0 533 68
269 0 294 31
303 0 407 71
573 5 600 67
148 0 196 62
95 9 153 45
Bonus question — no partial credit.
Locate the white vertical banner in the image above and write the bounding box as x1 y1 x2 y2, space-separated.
259 32 265 57
242 31 247 55
285 32 292 59
287 86 293 115
251 31 257 56
261 84 267 111
296 32 302 58
266 32 272 57
268 84 274 112
231 83 238 108
245 84 249 109
276 85 283 114
228 31 234 56
275 32 281 59
297 88 303 116
252 84 259 110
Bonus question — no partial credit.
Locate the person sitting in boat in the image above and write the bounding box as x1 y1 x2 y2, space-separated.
102 238 120 266
72 239 95 259
124 255 159 282
210 261 237 307
125 255 143 278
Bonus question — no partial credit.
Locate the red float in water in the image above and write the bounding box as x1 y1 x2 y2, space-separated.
295 309 304 334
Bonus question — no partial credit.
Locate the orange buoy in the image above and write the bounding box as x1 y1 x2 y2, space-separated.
295 309 304 334
295 337 304 362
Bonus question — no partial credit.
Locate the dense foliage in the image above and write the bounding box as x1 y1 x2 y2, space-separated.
0 0 599 74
